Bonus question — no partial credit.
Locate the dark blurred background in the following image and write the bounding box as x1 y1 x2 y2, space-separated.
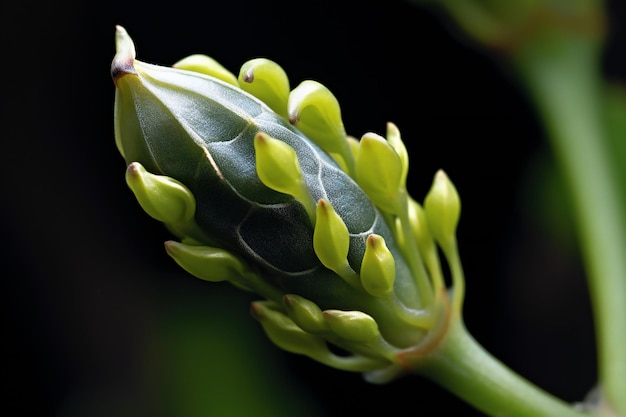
3 1 625 416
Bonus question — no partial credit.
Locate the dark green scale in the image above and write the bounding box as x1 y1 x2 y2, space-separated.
114 60 415 313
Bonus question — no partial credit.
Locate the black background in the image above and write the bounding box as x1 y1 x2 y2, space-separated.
3 1 625 416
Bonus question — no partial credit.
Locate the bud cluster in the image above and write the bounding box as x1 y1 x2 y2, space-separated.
112 26 464 382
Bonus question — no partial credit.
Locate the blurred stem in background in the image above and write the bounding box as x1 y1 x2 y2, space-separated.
408 0 626 415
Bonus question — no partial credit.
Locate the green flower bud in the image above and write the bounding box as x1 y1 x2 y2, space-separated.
164 240 251 283
323 310 381 343
288 80 355 174
238 58 290 118
355 132 403 214
283 294 328 334
253 132 316 221
313 199 353 280
173 54 239 86
408 197 436 260
423 169 461 248
251 301 329 356
125 162 195 224
385 122 409 189
360 234 396 297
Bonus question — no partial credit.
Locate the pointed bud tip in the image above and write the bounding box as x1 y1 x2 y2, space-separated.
111 25 137 83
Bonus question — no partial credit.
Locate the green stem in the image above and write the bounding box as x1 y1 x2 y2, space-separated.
511 33 626 415
415 319 587 417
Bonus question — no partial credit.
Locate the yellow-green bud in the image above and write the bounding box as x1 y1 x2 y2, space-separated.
360 234 396 297
253 132 316 220
125 162 195 224
164 241 250 283
287 80 354 174
251 301 329 356
385 122 408 188
238 58 290 118
283 294 328 334
313 199 351 275
423 169 461 248
172 54 239 86
323 310 381 343
408 197 437 259
355 132 403 214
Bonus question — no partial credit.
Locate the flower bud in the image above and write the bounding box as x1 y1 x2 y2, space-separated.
164 240 250 283
173 54 239 86
385 122 409 188
288 80 355 174
323 310 381 343
238 58 290 118
283 294 328 334
125 162 196 224
360 234 396 297
253 132 316 220
355 132 403 214
313 199 351 277
423 169 461 248
251 301 329 356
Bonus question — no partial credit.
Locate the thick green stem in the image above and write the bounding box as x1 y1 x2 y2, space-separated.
511 34 626 416
415 319 587 417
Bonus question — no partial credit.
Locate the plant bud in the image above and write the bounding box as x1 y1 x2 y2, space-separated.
283 294 328 334
423 169 461 248
125 162 196 224
355 132 403 214
253 132 315 220
173 54 239 86
313 199 351 276
288 80 354 173
238 58 290 118
360 234 396 297
251 301 329 356
164 241 250 283
323 310 381 343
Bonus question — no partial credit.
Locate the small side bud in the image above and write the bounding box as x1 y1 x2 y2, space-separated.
125 162 195 224
360 234 396 297
323 310 381 343
253 132 316 221
355 132 403 214
385 122 409 188
283 294 328 334
423 169 461 248
164 241 251 283
313 199 351 275
288 80 354 174
173 54 239 86
238 58 290 118
251 301 329 356
408 197 437 259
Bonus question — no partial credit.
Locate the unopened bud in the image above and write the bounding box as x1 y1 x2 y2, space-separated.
360 234 396 297
323 310 381 343
125 162 195 224
238 58 290 118
173 54 239 86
